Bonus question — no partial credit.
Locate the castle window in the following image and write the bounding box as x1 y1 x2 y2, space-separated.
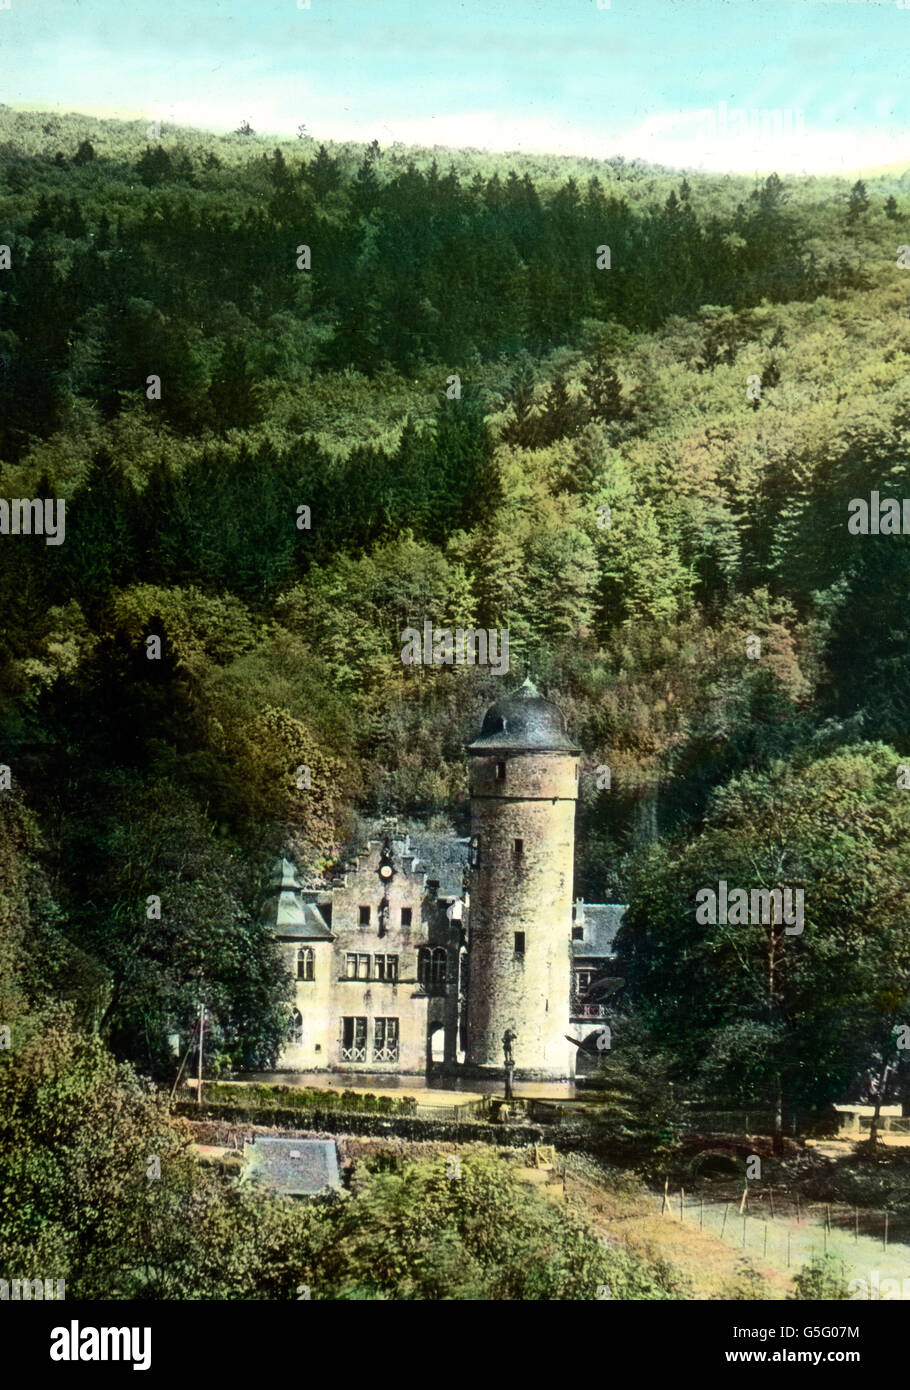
401 906 412 926
418 947 446 994
359 905 371 925
296 946 314 980
341 1016 367 1062
514 932 525 955
495 761 506 781
513 838 523 857
572 926 584 941
469 836 480 869
374 954 398 982
373 1017 399 1062
289 1009 303 1046
346 952 370 980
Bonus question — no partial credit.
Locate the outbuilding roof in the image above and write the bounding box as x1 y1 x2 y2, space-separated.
242 1138 341 1196
571 903 626 958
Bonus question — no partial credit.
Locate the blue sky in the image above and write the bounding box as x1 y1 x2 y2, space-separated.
1 0 908 172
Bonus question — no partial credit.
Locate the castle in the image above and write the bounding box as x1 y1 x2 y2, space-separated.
264 679 624 1080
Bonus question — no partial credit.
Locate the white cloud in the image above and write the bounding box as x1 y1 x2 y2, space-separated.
616 106 910 174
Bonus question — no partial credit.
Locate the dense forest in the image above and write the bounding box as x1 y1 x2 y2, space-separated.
3 107 910 1290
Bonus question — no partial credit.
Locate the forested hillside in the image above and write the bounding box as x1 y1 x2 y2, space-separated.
2 106 910 1118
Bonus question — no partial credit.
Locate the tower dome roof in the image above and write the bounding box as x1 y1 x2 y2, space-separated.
468 678 580 753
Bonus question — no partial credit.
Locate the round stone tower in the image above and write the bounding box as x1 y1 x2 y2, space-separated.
464 678 580 1079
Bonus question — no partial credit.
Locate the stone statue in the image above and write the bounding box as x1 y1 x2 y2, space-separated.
502 1029 516 1066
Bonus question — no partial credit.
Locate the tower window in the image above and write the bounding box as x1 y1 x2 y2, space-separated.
469 836 480 869
401 906 412 926
296 946 314 980
514 932 525 955
359 905 370 925
513 838 523 857
495 761 506 781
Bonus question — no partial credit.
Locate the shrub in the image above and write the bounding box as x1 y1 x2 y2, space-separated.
791 1255 850 1301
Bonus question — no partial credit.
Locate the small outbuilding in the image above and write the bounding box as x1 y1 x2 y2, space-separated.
242 1138 341 1197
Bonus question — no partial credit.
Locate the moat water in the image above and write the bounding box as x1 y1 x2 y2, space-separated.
244 1070 582 1099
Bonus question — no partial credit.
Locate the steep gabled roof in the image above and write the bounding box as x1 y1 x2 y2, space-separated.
263 856 335 940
